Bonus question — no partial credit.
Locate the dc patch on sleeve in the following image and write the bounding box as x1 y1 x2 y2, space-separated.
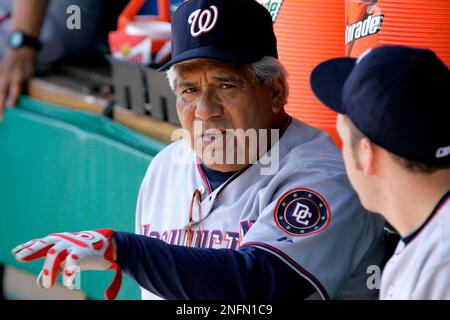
274 188 331 236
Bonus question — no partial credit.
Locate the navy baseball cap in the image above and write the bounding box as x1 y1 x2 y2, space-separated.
310 45 450 166
158 0 278 71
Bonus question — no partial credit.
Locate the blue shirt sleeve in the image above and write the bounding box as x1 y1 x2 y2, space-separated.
114 231 317 299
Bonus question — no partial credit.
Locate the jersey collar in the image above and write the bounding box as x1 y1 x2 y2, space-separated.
402 189 450 246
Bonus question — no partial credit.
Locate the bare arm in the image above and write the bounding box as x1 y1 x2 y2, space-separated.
0 0 49 120
10 0 49 36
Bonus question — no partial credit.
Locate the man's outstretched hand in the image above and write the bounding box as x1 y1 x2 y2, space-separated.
11 229 122 300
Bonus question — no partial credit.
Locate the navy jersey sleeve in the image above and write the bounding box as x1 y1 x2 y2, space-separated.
114 231 317 299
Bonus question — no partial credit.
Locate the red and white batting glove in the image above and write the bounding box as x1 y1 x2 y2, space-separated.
11 229 122 300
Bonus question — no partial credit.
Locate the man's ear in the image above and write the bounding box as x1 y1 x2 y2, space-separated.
270 76 286 113
359 138 377 176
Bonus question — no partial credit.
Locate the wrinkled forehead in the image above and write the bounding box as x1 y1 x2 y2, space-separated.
174 58 250 78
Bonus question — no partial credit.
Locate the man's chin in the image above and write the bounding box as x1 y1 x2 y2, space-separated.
201 161 247 173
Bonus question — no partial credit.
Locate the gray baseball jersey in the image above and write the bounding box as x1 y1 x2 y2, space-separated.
135 118 386 300
380 191 450 300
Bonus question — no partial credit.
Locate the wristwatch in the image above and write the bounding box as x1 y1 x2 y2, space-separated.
7 30 42 50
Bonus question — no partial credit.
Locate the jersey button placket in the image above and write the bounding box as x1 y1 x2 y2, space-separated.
200 192 215 218
191 187 215 223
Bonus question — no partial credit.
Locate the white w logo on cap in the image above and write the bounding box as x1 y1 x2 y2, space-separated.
188 5 218 37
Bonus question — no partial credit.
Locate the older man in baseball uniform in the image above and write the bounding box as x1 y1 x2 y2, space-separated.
11 0 386 300
310 45 450 299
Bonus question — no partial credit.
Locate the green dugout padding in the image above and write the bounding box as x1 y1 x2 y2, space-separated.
0 96 166 299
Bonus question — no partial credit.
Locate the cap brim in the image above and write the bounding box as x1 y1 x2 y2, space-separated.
310 57 357 114
158 46 265 71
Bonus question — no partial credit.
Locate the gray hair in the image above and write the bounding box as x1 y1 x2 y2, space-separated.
166 56 289 105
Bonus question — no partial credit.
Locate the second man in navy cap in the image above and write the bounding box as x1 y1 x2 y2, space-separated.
311 45 450 299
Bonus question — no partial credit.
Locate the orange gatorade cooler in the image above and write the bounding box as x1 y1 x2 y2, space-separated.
346 0 450 68
258 0 345 146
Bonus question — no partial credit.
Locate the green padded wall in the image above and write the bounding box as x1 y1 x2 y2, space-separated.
0 96 166 299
